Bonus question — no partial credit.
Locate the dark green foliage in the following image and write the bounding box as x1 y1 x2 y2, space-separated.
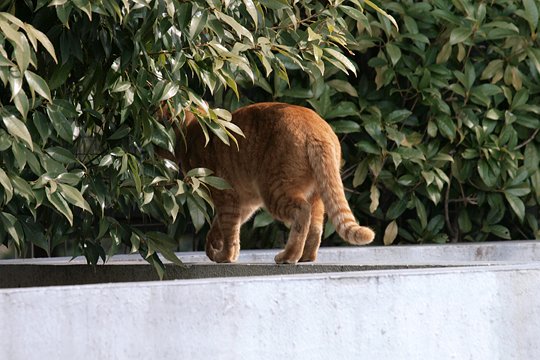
0 0 538 273
389 0 540 244
305 0 540 245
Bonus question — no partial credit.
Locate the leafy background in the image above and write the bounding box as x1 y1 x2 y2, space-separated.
0 0 538 275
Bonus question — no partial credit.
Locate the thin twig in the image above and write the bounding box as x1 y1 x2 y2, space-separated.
341 163 358 181
515 128 539 150
343 186 362 195
448 196 478 205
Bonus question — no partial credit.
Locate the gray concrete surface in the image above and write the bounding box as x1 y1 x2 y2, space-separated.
2 240 539 266
1 241 539 359
0 263 462 289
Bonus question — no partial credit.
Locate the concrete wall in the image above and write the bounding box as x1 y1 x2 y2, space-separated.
1 246 540 359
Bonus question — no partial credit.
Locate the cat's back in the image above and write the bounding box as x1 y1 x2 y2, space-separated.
232 102 332 135
185 102 339 183
230 102 339 160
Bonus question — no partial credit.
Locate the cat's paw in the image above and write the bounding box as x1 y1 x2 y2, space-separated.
274 250 300 264
206 240 239 263
298 253 317 263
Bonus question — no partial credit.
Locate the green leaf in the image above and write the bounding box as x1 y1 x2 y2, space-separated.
46 187 73 225
490 225 511 240
386 43 401 66
523 0 539 34
0 168 13 203
326 102 359 119
253 210 274 228
46 104 73 143
158 82 180 102
353 159 369 188
414 196 428 229
189 7 207 38
162 191 180 222
387 110 412 124
481 59 504 82
146 232 183 266
386 199 407 220
364 0 399 31
207 120 230 146
449 27 473 45
2 113 34 151
323 48 357 75
356 140 380 155
14 32 31 74
427 215 445 234
143 251 165 280
330 120 361 134
186 194 206 232
339 5 367 22
215 11 253 43
436 42 452 64
13 91 29 120
243 0 259 27
107 125 131 140
397 174 417 186
369 184 379 213
56 172 83 186
187 168 213 177
478 159 497 187
12 142 27 170
458 210 472 233
528 48 540 75
130 232 141 253
435 116 456 141
327 79 358 97
24 71 52 102
45 147 77 164
23 23 58 63
58 183 93 214
524 143 540 174
504 192 525 222
383 220 398 245
0 212 22 246
511 89 529 110
200 176 231 190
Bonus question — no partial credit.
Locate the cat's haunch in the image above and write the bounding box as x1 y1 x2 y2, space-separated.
166 102 375 264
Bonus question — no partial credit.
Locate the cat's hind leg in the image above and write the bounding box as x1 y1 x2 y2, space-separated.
264 188 312 264
299 194 324 262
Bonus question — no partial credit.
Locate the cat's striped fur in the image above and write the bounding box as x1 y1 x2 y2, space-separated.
168 102 374 264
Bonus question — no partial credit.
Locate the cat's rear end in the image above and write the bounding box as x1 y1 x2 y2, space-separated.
180 102 374 264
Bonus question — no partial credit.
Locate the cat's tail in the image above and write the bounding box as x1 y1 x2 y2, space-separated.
308 140 375 245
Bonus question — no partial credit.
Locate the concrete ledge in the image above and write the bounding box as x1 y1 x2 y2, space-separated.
0 263 462 289
1 263 539 359
2 240 538 266
3 241 538 288
1 241 539 359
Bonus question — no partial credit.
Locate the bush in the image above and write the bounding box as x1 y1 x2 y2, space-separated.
320 0 540 245
0 0 538 274
223 0 540 247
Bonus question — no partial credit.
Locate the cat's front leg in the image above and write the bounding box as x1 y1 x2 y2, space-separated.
205 215 241 263
205 191 259 263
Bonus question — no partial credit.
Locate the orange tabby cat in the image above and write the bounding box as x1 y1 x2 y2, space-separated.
165 102 374 264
